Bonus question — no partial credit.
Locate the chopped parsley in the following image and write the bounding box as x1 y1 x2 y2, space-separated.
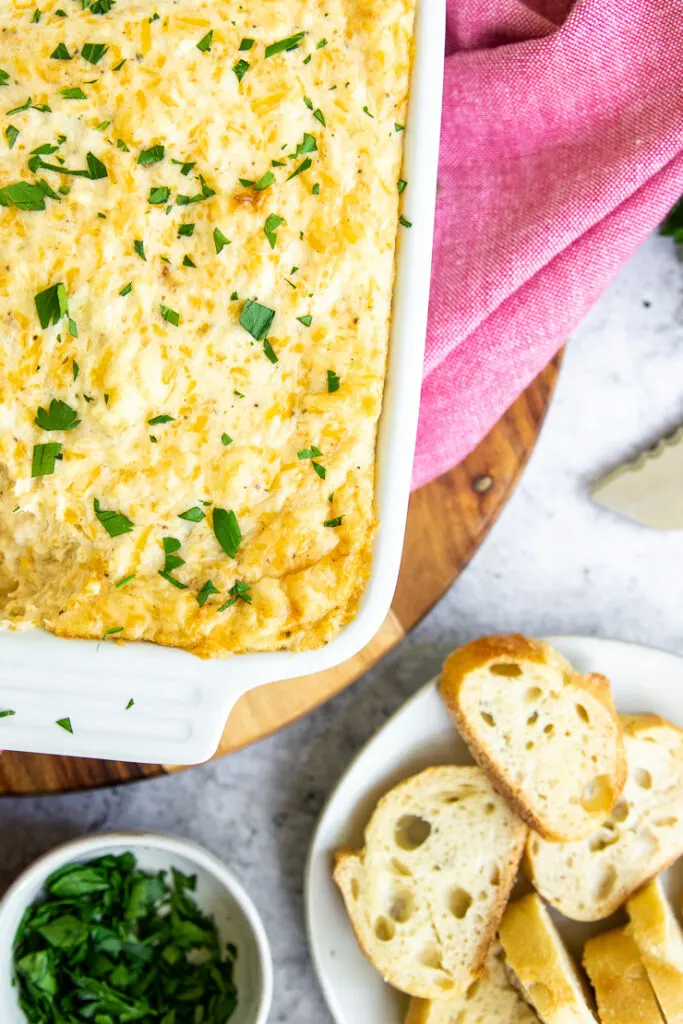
213 226 230 253
212 507 241 558
230 291 238 301
182 254 196 268
233 59 249 82
5 125 19 149
148 185 170 204
160 304 180 327
399 215 412 228
50 42 72 60
35 399 80 431
178 506 205 522
56 717 73 733
96 120 110 131
263 339 278 364
251 170 275 191
324 516 343 528
218 579 251 610
196 579 219 607
298 446 322 459
72 360 79 380
0 709 16 719
89 0 117 12
312 182 320 195
158 536 188 588
0 181 54 211
196 29 213 52
0 70 10 87
35 282 68 328
398 178 407 194
264 213 284 249
177 174 215 205
313 108 326 126
395 122 405 132
100 626 124 644
239 298 275 340
134 239 146 260
178 223 195 237
362 105 374 118
60 87 87 100
115 574 135 588
312 462 326 479
126 697 135 708
93 498 134 537
303 96 313 110
148 414 174 424
265 32 305 59
287 157 311 181
317 38 328 48
81 42 108 64
296 314 312 327
221 433 232 446
172 158 196 175
32 443 62 477
239 38 254 50
32 9 41 22
293 132 317 157
138 144 165 166
119 282 132 296
327 369 340 393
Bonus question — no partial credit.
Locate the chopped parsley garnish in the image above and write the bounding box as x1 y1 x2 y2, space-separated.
312 183 320 195
93 498 134 537
221 433 232 446
178 223 195 237
239 298 275 340
89 0 117 12
239 38 254 50
213 226 230 253
126 697 135 708
119 282 132 296
196 29 213 52
134 239 146 260
399 215 412 227
138 144 165 166
230 291 238 301
148 414 174 424
264 213 284 249
293 132 317 157
172 158 196 175
117 138 129 151
32 442 62 477
363 105 374 118
56 716 73 733
101 626 124 644
177 175 215 205
271 159 285 167
160 304 180 327
250 170 275 191
324 516 343 527
312 462 326 479
303 96 313 110
196 579 219 607
298 446 322 459
233 59 249 82
115 573 135 588
96 120 110 130
233 389 244 397
35 399 80 431
50 42 72 60
5 125 19 149
72 360 79 380
212 507 241 558
263 339 278 363
178 506 205 522
327 369 340 393
317 38 328 48
32 9 41 22
398 178 407 194
60 86 87 100
158 536 187 588
296 314 312 326
265 32 305 59
0 181 53 211
0 709 16 719
395 122 405 132
287 157 311 181
29 151 107 179
35 282 68 328
313 108 326 126
303 54 311 65
81 42 108 63
148 185 170 204
113 58 127 70
182 254 196 268
218 579 251 610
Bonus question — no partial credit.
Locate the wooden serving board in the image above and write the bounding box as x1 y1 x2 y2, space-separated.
0 355 562 795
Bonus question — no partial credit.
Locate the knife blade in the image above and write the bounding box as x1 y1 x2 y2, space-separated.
591 425 683 530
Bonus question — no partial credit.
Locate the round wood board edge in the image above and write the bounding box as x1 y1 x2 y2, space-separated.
0 353 562 795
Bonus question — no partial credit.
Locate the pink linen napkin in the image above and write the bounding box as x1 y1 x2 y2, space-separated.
413 0 683 489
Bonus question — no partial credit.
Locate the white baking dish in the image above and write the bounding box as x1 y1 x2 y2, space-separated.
0 0 446 766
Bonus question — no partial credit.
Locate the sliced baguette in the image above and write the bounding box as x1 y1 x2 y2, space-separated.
333 766 528 999
525 714 683 921
405 944 540 1024
627 878 683 1024
440 635 626 841
583 927 664 1023
498 894 596 1024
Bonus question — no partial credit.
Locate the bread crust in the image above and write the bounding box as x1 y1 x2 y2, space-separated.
583 927 664 1023
440 635 627 841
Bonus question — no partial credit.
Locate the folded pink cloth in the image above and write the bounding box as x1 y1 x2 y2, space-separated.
413 0 683 489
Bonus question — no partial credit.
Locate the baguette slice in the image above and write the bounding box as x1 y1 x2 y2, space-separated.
525 715 683 921
406 944 540 1024
333 766 528 999
498 894 596 1024
583 927 664 1024
627 878 683 1024
440 635 626 841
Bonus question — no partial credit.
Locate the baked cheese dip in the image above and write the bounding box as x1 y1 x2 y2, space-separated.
0 0 415 657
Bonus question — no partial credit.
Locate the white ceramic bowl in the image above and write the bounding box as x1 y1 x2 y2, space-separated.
0 832 273 1024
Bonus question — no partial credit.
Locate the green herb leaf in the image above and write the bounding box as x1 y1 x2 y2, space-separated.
50 42 72 60
56 717 73 733
196 579 219 607
397 178 407 193
138 144 165 165
253 170 275 191
212 507 241 558
119 282 132 296
0 709 16 718
264 212 284 249
60 86 87 99
239 298 275 340
182 254 196 267
93 498 134 537
233 58 249 81
35 282 68 328
35 398 80 432
148 414 174 424
294 132 317 157
327 369 340 393
395 122 405 132
263 338 278 363
115 574 135 588
298 446 322 459
221 433 233 445
218 579 252 610
287 157 311 181
213 226 230 253
313 108 325 126
134 239 146 260
178 222 195 237
148 185 170 204
5 124 19 149
303 96 313 110
296 314 312 327
399 215 412 228
126 697 135 708
0 181 51 211
363 105 374 118
178 506 205 522
100 626 123 645
117 137 129 151
160 304 180 327
324 516 343 527
86 151 108 178
82 41 108 63
265 32 305 58
196 29 213 52
89 0 116 12
317 37 328 48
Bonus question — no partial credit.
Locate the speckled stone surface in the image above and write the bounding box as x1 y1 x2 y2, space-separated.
2 232 683 1022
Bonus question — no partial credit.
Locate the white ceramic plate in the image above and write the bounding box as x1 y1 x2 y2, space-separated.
0 0 446 766
305 636 683 1024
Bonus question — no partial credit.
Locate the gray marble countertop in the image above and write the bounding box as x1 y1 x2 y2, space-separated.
2 232 683 1022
